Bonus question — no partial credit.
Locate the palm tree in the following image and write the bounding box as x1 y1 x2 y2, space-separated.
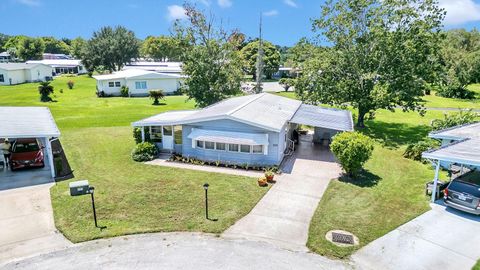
38 82 54 102
149 89 165 105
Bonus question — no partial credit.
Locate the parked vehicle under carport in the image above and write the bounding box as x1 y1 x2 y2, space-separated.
10 138 45 171
444 172 480 215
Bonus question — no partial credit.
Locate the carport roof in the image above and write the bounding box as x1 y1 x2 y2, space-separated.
0 107 60 138
290 104 354 131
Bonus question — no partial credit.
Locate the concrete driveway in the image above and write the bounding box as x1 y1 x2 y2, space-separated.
223 137 342 251
2 233 350 270
352 201 480 270
0 183 71 265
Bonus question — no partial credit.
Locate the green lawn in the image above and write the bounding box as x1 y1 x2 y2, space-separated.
0 76 268 243
473 260 480 270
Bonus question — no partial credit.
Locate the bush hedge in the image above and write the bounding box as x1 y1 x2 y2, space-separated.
330 132 374 177
131 142 158 162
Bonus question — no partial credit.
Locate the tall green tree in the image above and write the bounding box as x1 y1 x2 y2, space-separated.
70 37 88 59
240 40 280 79
0 33 10 51
17 37 45 60
141 36 184 61
174 4 243 108
296 0 445 127
83 26 140 72
41 36 71 54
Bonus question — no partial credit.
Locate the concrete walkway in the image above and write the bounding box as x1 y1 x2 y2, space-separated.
0 183 71 265
2 233 351 270
223 136 342 251
146 154 264 178
352 201 480 270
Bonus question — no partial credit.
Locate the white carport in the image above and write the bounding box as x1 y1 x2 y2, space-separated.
0 107 60 178
422 122 480 202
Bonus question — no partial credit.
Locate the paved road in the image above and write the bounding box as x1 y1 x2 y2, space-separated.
2 233 351 270
0 183 71 265
352 202 480 270
223 136 342 251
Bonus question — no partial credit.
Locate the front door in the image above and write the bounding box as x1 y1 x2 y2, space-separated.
162 126 174 150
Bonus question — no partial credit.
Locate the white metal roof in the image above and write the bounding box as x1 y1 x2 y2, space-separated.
188 128 269 145
0 63 47 70
132 93 354 132
429 122 480 140
290 104 354 131
0 107 60 138
93 69 183 81
26 59 83 67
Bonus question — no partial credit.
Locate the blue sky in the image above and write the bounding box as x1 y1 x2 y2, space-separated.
2 0 480 46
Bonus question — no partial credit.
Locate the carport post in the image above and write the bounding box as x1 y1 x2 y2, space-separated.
45 138 55 178
141 127 145 142
431 161 441 202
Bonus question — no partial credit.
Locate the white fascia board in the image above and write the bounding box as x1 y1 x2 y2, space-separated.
428 134 466 141
421 153 480 167
1 133 60 139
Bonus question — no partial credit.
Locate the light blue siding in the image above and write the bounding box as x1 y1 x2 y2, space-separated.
180 119 282 166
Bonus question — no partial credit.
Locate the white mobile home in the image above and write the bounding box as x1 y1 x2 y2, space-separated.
123 61 182 75
26 59 86 75
0 63 53 85
93 69 184 97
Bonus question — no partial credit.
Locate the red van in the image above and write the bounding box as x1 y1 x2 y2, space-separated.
10 138 45 171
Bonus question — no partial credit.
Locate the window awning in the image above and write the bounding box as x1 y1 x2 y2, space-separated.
188 128 269 145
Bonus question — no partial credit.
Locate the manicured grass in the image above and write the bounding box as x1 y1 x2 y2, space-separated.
0 76 268 243
473 260 480 270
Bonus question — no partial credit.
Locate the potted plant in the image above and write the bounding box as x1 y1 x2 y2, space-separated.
265 169 275 183
257 177 268 187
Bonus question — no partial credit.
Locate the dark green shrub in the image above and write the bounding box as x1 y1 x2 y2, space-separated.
331 132 374 176
120 85 130 97
149 89 165 105
436 86 475 99
131 142 158 162
279 78 295 92
431 109 479 131
403 139 440 162
133 127 150 144
38 81 54 102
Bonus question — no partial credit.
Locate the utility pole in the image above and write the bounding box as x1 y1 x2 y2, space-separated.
254 14 264 94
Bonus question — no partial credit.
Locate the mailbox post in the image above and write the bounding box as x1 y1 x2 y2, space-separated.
69 180 106 229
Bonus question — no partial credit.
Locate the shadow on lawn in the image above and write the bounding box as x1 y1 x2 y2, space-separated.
338 169 381 188
361 121 431 148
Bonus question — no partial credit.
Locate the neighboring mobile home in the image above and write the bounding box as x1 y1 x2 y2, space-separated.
123 61 182 75
133 93 354 166
26 59 86 75
0 63 53 85
93 69 184 96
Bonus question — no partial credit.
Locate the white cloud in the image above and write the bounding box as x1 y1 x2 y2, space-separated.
217 0 232 8
439 0 480 25
167 5 187 21
263 10 279 17
16 0 41 7
284 0 297 8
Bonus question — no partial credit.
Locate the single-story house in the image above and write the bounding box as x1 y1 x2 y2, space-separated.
132 93 353 166
26 59 86 75
422 122 480 201
42 53 71 60
0 52 13 63
0 107 60 178
93 69 185 96
0 63 53 85
123 61 182 75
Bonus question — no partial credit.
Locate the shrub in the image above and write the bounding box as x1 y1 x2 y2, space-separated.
430 109 479 131
279 78 295 92
436 86 475 99
330 132 374 177
133 127 150 144
67 80 75 89
131 142 158 162
403 139 440 162
120 85 130 97
149 89 165 105
38 81 54 102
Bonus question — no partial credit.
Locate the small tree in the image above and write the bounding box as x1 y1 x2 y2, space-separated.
331 132 374 177
149 89 165 105
38 82 54 102
120 85 130 97
279 78 295 92
67 80 75 89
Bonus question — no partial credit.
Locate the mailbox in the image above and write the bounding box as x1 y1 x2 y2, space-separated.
69 180 90 196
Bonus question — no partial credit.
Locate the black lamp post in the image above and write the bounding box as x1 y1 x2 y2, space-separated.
203 183 209 220
88 186 106 230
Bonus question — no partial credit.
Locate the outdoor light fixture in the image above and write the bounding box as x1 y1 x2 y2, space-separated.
69 180 106 230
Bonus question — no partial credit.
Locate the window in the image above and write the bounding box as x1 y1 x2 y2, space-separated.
135 81 147 89
115 81 121 87
252 145 263 154
0 74 4 82
216 142 226 151
196 140 204 148
174 126 182 144
163 126 173 136
240 145 251 153
150 126 162 142
108 82 114 87
205 141 215 150
228 144 239 152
